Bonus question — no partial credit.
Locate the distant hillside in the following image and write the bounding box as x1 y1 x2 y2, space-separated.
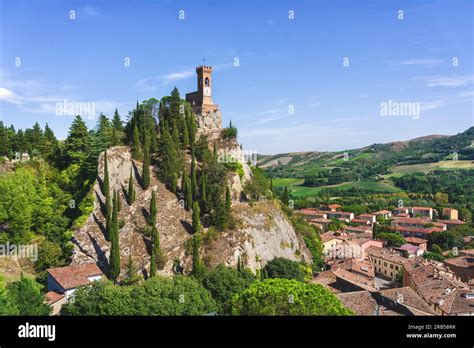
260 127 474 200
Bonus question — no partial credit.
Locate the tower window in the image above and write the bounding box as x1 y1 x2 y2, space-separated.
205 77 209 86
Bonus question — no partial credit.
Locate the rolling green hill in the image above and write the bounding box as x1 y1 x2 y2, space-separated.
262 127 474 201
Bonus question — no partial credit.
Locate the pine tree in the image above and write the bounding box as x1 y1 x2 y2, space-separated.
109 190 121 281
142 132 151 189
63 115 91 165
112 109 124 145
131 125 142 160
282 187 289 205
192 201 201 232
185 177 192 211
127 168 135 204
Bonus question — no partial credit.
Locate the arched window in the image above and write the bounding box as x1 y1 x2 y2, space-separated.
205 77 209 86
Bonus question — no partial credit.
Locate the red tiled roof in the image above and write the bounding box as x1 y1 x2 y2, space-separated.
48 263 103 290
45 291 65 305
412 207 434 211
405 237 427 245
437 219 465 225
374 210 391 215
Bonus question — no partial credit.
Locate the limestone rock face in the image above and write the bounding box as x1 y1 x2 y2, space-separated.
202 201 311 272
195 109 222 131
71 146 193 278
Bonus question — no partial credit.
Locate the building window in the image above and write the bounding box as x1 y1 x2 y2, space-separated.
205 77 209 86
390 272 393 277
390 264 393 269
384 262 387 267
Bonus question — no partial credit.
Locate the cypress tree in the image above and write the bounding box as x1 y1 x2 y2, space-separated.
191 149 197 200
131 125 142 160
170 172 177 194
103 148 110 195
192 201 201 232
182 115 189 149
123 254 139 286
117 192 122 212
149 190 157 226
128 168 135 204
373 223 378 239
282 187 289 205
185 177 192 211
191 232 204 278
142 132 151 189
200 169 207 213
109 190 121 281
104 150 112 241
237 255 242 272
270 177 273 192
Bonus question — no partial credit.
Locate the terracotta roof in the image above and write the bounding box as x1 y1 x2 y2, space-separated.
437 219 465 225
332 268 376 291
47 263 103 290
393 226 442 235
412 207 434 211
392 217 433 224
44 291 65 305
444 256 474 268
405 237 427 245
368 248 409 265
374 210 391 215
328 204 341 209
351 218 371 224
337 291 379 315
379 287 436 315
358 214 375 218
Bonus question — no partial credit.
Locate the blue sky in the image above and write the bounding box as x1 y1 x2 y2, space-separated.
0 0 472 154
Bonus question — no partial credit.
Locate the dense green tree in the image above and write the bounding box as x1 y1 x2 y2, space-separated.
62 276 217 315
111 109 124 145
263 257 306 282
201 264 255 314
149 190 157 226
6 274 50 315
63 115 91 165
231 278 353 315
200 169 207 213
378 232 405 247
0 287 19 315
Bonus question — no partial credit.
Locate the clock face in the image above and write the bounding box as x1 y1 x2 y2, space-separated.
204 87 211 96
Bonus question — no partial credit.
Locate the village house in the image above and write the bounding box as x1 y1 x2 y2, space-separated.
391 217 446 240
437 219 465 230
404 237 428 252
368 248 409 280
393 207 410 216
356 214 376 224
373 210 392 220
411 207 435 219
444 255 474 283
296 208 327 220
309 218 332 232
327 211 354 222
442 207 459 220
327 204 341 212
393 243 424 258
45 263 104 314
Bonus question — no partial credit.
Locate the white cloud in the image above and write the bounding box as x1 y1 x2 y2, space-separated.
393 58 444 67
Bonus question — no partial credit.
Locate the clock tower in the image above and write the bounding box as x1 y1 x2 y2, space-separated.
186 65 219 115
